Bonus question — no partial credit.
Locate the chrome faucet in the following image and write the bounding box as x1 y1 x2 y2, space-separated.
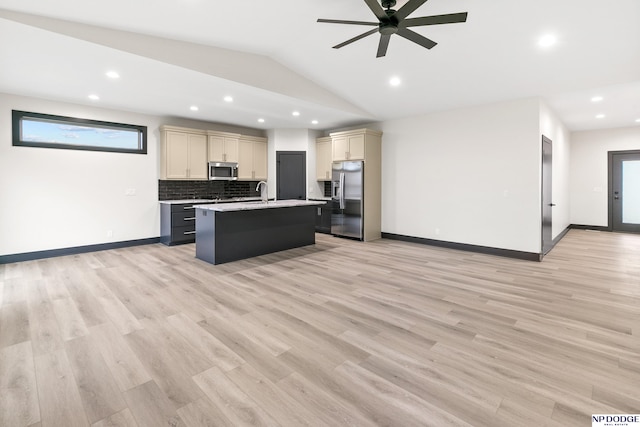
256 181 268 203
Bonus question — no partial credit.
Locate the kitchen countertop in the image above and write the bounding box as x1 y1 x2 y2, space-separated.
159 197 261 205
194 199 325 212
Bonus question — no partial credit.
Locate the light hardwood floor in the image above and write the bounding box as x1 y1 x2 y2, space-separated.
1 229 639 426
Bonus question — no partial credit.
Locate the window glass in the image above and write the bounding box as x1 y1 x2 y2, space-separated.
12 110 147 154
622 160 640 224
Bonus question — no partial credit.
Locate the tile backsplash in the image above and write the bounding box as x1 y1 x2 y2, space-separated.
160 180 333 200
159 180 261 200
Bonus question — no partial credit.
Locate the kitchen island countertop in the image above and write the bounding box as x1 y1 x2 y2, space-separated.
159 197 261 205
194 199 324 212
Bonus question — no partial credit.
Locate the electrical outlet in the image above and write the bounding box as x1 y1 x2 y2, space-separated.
435 228 440 235
107 230 113 238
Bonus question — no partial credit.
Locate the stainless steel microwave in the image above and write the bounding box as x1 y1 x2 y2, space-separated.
208 162 238 180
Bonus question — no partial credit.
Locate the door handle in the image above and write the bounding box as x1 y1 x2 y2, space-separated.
549 203 556 207
339 172 345 210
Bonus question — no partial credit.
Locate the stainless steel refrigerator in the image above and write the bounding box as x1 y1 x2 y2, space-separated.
331 160 364 240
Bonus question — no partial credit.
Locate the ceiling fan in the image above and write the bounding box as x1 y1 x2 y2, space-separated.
317 0 468 58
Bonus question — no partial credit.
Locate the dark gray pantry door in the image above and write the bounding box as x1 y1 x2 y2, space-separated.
609 150 640 233
276 151 306 200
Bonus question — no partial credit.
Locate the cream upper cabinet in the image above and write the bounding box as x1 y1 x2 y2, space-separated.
238 139 253 180
252 140 268 180
207 131 240 163
316 137 332 181
161 126 208 180
238 135 268 181
187 134 208 179
332 133 365 161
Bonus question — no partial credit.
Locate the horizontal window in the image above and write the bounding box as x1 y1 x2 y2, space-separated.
12 110 147 154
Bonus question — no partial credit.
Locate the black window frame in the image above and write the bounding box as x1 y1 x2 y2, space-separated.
12 110 147 154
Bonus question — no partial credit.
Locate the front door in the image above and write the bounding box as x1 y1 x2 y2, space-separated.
276 151 306 200
610 150 640 232
541 136 554 255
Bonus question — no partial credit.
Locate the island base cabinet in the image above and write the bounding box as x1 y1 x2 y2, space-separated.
195 206 316 265
313 202 331 234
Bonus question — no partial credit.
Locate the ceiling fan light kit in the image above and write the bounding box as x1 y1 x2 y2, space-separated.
318 0 468 58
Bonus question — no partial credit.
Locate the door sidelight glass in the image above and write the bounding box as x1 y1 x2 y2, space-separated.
622 160 640 224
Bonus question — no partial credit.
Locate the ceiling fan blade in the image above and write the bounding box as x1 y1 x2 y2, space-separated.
333 28 379 49
401 12 468 27
376 34 391 58
397 28 437 49
394 0 429 21
364 0 389 21
317 18 378 26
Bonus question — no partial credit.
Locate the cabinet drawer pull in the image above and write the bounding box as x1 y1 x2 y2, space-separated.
184 217 196 221
183 206 195 210
183 231 196 235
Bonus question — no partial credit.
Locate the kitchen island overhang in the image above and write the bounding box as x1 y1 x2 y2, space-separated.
194 200 326 265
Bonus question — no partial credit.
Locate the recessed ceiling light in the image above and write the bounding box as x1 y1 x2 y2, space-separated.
591 96 603 102
190 105 199 111
292 111 300 116
258 118 265 123
88 94 100 101
596 114 605 119
311 120 319 125
389 76 401 87
105 71 120 79
538 34 557 48
224 96 233 102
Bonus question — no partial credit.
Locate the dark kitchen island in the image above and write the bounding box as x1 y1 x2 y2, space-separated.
194 200 325 265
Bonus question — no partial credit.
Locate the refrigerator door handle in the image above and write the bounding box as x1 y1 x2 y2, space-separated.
339 172 345 210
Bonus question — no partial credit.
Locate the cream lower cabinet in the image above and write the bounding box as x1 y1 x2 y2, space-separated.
238 136 268 181
160 126 208 180
316 137 332 181
207 131 240 163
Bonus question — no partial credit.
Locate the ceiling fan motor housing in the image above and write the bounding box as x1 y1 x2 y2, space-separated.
379 21 398 35
379 9 399 35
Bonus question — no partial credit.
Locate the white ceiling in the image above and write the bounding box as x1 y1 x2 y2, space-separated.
1 0 639 132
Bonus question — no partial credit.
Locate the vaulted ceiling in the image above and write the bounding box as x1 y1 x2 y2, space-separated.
1 0 639 131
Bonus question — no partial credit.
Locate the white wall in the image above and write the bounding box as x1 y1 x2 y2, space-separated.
379 98 543 253
266 128 323 200
539 101 571 238
0 93 160 255
0 92 264 256
570 126 640 226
